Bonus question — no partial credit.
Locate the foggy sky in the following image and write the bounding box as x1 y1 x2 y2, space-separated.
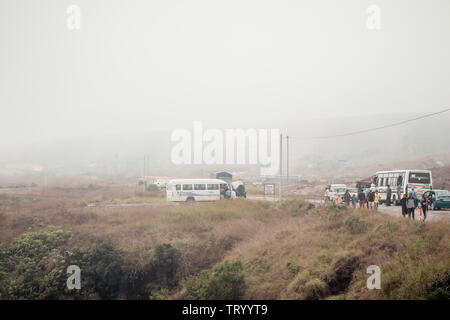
1 0 450 147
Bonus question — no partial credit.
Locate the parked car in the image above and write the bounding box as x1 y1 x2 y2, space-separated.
231 181 247 198
422 189 450 210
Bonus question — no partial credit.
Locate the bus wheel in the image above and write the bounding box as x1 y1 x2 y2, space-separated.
186 197 195 203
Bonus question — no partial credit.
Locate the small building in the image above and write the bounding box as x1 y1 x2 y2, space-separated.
210 171 233 182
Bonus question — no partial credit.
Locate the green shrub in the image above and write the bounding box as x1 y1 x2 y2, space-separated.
426 270 450 300
148 244 182 289
183 261 245 300
0 227 126 300
123 243 182 299
344 215 368 234
68 241 124 299
286 262 302 275
146 184 160 192
0 226 71 299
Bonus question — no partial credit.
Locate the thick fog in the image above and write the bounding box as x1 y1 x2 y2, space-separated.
1 1 450 180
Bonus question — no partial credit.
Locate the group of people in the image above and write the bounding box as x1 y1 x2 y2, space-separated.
324 183 431 221
355 187 381 210
220 184 236 199
399 189 430 221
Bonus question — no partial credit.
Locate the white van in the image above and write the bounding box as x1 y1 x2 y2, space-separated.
166 179 228 202
327 184 347 200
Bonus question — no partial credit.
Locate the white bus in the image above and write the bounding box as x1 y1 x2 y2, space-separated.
374 169 433 203
166 179 229 202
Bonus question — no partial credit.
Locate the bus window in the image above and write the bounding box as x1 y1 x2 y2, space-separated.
409 172 431 184
207 184 219 190
398 175 403 186
176 185 181 191
183 184 193 190
194 184 206 190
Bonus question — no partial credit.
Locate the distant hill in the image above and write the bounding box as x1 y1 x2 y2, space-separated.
1 112 449 183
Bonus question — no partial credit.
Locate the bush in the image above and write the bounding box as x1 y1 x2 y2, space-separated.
123 243 182 299
302 279 329 300
68 241 124 299
147 244 182 289
146 184 160 192
426 270 450 300
183 261 245 300
286 262 302 275
0 226 71 299
344 215 368 234
0 227 127 300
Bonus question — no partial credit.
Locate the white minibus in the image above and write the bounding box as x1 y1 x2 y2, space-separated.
166 179 228 202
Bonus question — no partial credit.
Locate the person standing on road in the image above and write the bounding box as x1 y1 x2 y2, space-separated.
397 181 402 204
335 193 342 205
407 193 416 220
367 190 375 209
374 190 381 210
411 188 418 207
358 189 366 208
386 185 392 206
324 187 330 204
365 188 370 208
344 190 351 206
420 196 429 221
351 193 357 209
400 193 408 217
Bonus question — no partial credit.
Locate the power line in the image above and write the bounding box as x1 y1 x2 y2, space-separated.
289 108 450 140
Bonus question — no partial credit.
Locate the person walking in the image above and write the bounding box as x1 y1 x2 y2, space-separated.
358 189 366 208
400 193 408 217
344 190 351 206
374 190 381 210
386 185 392 206
406 193 416 220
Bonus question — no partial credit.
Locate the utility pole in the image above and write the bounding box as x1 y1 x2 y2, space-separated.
286 135 289 198
279 133 283 201
143 155 147 192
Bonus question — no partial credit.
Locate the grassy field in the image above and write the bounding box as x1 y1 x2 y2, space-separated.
0 185 449 300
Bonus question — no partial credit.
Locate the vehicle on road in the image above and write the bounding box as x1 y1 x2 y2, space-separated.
231 181 247 198
326 184 347 200
374 169 433 204
422 189 450 210
166 179 228 202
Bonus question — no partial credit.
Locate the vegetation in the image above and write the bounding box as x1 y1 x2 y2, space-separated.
0 185 449 299
182 261 245 300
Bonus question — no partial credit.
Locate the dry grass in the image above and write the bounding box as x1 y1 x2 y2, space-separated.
0 185 449 299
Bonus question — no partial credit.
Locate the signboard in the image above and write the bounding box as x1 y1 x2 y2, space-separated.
264 184 275 195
